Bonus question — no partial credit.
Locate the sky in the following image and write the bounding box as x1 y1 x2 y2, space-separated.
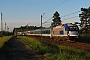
0 0 90 31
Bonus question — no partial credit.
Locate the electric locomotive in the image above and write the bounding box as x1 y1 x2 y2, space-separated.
53 23 79 40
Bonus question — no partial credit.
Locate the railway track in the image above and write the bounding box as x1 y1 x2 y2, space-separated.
27 35 90 51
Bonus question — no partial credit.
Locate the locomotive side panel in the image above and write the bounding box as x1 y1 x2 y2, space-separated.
53 25 67 36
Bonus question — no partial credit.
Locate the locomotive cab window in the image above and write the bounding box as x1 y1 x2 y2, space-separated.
69 26 79 31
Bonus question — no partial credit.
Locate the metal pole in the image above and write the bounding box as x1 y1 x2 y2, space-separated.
41 15 42 40
1 13 3 31
5 22 6 36
27 24 28 31
50 22 53 38
5 22 6 31
41 13 45 40
26 24 28 39
26 23 30 35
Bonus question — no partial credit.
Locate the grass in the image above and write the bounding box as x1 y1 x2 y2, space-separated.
0 36 12 48
18 36 90 60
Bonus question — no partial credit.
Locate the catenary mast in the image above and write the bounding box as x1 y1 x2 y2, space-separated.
1 13 3 31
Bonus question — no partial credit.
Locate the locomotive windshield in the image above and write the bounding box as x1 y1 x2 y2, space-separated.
69 26 79 31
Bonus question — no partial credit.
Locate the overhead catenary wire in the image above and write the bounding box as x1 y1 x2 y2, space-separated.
37 15 79 27
43 16 79 24
62 16 78 21
61 11 80 17
42 0 68 25
45 0 68 14
43 10 80 25
43 23 51 26
40 0 68 27
42 17 53 24
40 0 81 28
41 0 80 26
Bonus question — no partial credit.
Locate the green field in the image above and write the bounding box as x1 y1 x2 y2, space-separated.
0 36 12 48
18 36 90 60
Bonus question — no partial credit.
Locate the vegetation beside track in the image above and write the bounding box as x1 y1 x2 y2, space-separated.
0 36 12 48
77 36 90 44
18 36 90 60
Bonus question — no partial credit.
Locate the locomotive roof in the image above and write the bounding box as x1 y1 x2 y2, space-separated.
53 23 77 29
66 23 76 26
